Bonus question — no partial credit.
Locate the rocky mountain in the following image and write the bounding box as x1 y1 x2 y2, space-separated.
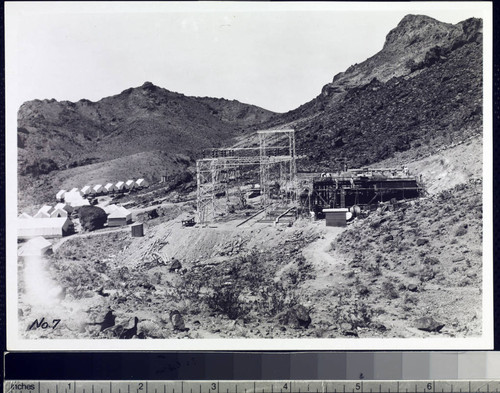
17 14 483 209
264 15 483 171
18 82 275 177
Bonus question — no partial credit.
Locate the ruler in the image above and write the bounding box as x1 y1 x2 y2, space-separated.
4 381 500 393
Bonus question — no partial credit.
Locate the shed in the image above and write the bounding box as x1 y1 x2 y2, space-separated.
19 212 33 219
131 223 144 237
50 208 68 218
115 181 125 192
69 187 81 195
322 208 348 227
56 190 66 201
107 206 132 227
135 178 149 188
18 217 73 239
18 236 53 257
104 183 116 193
81 186 92 196
92 184 104 194
125 180 135 190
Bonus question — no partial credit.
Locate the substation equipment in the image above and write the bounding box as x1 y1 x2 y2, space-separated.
196 129 298 224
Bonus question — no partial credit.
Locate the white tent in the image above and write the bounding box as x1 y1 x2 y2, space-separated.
92 184 104 194
104 183 116 193
125 180 135 190
18 217 73 239
34 205 53 219
54 203 73 213
19 212 32 219
115 181 125 192
81 186 92 196
64 191 90 207
69 187 81 195
50 208 68 218
135 178 149 188
18 236 53 257
56 190 66 201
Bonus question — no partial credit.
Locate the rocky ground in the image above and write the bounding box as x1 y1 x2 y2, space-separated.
18 171 483 340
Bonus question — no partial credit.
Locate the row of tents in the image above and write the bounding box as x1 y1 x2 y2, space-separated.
18 203 133 239
20 203 74 219
56 178 149 201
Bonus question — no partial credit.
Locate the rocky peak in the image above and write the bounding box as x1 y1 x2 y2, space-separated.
383 14 457 51
315 15 482 104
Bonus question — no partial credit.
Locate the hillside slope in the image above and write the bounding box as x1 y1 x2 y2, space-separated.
18 82 275 176
260 15 483 171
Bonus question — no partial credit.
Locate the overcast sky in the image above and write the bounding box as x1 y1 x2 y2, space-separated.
5 2 490 113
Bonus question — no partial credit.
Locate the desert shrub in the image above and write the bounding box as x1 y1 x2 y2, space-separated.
418 266 436 282
455 226 468 236
334 295 374 329
424 257 440 266
79 206 107 231
206 284 246 320
382 281 399 299
22 157 59 177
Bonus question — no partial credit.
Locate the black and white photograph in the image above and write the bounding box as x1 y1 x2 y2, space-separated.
5 1 493 350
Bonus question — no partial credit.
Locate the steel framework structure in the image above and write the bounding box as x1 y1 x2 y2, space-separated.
196 129 297 223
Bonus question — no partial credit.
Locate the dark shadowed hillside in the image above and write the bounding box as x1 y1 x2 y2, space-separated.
18 82 275 177
261 16 483 171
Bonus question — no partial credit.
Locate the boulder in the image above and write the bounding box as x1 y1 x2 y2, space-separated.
407 283 418 292
416 238 429 246
415 316 445 332
278 305 311 328
170 310 187 331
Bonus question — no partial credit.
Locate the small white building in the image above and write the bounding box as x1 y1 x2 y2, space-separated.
56 190 66 201
18 217 73 239
115 181 125 192
135 178 149 188
125 180 135 190
19 212 32 219
92 184 104 194
69 187 81 195
18 236 53 257
81 186 92 196
107 206 132 227
104 183 116 193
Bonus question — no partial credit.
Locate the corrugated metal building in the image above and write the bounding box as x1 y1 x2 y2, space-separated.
18 217 73 239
